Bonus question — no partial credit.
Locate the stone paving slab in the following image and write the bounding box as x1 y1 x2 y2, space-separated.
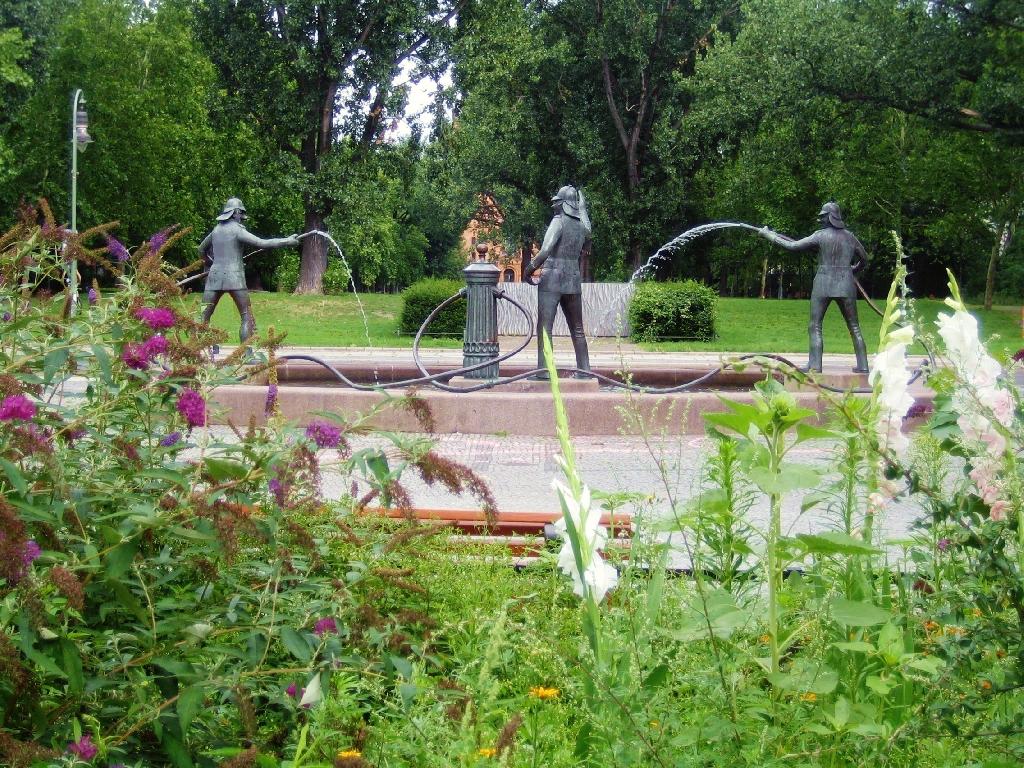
312 431 927 547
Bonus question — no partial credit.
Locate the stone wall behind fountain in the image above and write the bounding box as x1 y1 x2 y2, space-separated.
497 282 633 337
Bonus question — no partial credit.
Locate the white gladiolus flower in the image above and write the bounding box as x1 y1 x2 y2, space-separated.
551 473 618 603
936 310 1002 387
936 296 1012 513
869 334 914 453
298 672 322 708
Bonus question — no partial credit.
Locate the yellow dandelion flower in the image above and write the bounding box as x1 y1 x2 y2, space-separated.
529 685 560 700
337 749 362 759
478 747 497 758
758 634 771 644
980 680 992 690
800 692 817 702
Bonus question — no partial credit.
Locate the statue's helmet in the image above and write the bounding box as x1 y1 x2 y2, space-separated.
818 201 846 229
550 185 581 219
216 197 247 221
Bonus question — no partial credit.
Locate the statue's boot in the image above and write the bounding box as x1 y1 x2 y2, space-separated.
806 326 824 373
570 332 591 379
849 323 869 373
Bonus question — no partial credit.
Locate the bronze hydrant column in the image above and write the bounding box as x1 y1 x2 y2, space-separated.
462 246 501 380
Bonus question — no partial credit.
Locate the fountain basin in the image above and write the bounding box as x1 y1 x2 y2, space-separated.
211 375 933 436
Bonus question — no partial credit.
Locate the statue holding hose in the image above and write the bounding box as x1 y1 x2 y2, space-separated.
758 202 870 374
198 197 300 345
523 185 592 379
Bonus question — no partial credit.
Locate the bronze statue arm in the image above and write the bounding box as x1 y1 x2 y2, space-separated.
198 231 213 256
851 236 868 273
759 228 819 251
237 228 300 249
524 217 562 279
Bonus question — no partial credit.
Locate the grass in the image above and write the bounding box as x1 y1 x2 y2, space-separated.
177 292 1022 357
647 297 1023 358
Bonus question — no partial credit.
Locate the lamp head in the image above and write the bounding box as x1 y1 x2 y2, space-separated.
74 98 93 149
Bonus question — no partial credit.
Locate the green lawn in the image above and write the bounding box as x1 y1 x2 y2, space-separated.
179 292 1022 356
649 297 1023 357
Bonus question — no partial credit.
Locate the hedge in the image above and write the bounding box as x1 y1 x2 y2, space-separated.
628 280 718 342
399 278 466 336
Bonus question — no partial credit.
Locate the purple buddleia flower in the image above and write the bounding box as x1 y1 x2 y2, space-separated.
121 343 149 370
176 389 206 427
937 538 951 552
141 334 168 357
305 420 342 449
268 476 286 506
904 401 934 420
0 394 36 421
159 431 182 447
106 236 130 263
149 228 171 251
67 734 98 760
135 306 176 330
87 286 98 305
264 384 278 416
1 312 10 322
313 617 338 637
286 682 299 698
21 539 41 566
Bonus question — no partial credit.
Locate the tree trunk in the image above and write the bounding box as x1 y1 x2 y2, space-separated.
295 209 328 294
984 220 1015 310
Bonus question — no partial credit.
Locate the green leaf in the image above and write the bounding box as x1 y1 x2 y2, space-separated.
390 655 412 680
767 662 838 694
280 626 312 662
830 598 892 627
877 622 904 666
399 682 419 709
138 469 190 487
794 423 847 444
161 731 194 768
43 348 69 385
92 344 112 384
703 410 755 438
366 450 391 486
747 463 819 495
800 489 831 513
866 675 895 697
666 589 749 642
642 664 670 690
832 641 875 653
25 647 67 679
905 655 945 675
795 532 880 556
104 540 138 579
203 457 248 482
0 458 27 494
177 685 205 732
59 638 84 694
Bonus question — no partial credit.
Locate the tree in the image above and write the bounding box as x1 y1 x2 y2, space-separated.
190 0 463 294
2 0 254 256
680 0 1024 297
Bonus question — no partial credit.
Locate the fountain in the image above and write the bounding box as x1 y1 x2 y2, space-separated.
204 208 931 436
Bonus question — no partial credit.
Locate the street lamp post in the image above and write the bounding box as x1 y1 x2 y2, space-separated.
69 88 93 310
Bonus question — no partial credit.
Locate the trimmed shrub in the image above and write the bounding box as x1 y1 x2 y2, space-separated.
274 251 352 294
400 278 466 336
628 280 718 342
